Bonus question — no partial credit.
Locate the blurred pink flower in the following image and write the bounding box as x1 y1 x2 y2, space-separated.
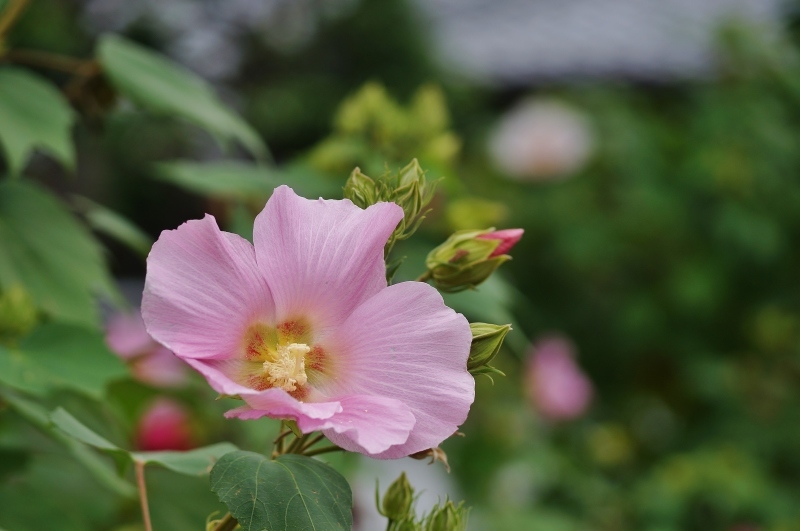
489 99 594 181
106 312 189 387
136 398 194 451
526 335 593 421
142 186 474 458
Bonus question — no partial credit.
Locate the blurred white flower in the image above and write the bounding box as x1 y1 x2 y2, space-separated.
489 98 594 181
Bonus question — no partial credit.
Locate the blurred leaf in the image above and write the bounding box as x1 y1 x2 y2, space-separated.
0 67 76 174
0 389 135 498
210 451 353 531
156 160 340 200
0 323 127 399
0 180 122 327
98 35 266 159
51 407 238 476
73 195 153 257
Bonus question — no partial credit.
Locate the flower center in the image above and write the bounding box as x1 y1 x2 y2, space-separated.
262 342 310 392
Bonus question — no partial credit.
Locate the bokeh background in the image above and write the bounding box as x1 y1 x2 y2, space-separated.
3 0 800 529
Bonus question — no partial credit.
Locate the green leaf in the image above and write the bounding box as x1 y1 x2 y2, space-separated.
0 68 76 174
0 323 128 399
0 180 122 327
97 35 266 159
155 160 340 201
211 451 353 531
0 389 136 498
51 408 238 476
73 195 153 256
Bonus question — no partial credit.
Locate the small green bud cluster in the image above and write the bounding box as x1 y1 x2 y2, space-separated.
344 159 438 256
378 474 470 531
422 499 469 531
423 228 511 293
468 323 511 379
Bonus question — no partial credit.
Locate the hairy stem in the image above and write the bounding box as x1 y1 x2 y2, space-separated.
135 461 153 531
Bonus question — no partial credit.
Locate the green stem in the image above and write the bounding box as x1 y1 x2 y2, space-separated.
212 512 238 531
286 433 309 454
303 445 345 457
135 461 153 531
299 433 326 453
415 270 432 282
0 0 29 40
1 49 93 73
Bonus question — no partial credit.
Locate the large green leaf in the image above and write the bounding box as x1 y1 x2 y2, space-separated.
0 68 76 174
210 451 353 531
0 324 128 399
51 408 238 476
156 160 341 201
0 179 121 326
98 35 266 159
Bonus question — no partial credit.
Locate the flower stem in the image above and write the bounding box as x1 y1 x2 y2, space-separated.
299 433 326 453
415 271 432 282
0 0 29 40
303 445 345 457
212 512 238 531
286 433 309 454
135 461 153 531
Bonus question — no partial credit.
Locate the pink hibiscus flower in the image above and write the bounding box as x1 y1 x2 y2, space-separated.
142 186 474 458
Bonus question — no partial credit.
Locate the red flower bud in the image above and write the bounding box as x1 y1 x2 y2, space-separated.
477 228 524 257
136 399 194 451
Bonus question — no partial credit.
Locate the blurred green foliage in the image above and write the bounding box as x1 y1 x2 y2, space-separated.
1 0 800 529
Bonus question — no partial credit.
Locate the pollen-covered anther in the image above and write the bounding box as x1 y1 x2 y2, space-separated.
263 343 310 392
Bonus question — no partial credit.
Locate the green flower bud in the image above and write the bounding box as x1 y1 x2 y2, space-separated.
424 229 509 293
393 518 422 531
0 285 38 344
468 323 511 374
424 499 469 531
343 167 378 210
380 473 415 522
343 159 439 256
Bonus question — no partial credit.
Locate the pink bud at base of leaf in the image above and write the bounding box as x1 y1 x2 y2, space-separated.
136 399 195 451
477 228 524 257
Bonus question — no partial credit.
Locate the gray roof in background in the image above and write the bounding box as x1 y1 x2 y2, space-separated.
413 0 787 84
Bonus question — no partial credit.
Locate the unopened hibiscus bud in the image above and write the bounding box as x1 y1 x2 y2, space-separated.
477 228 524 257
424 499 469 531
424 228 522 292
136 398 194 451
343 159 438 255
468 323 511 376
379 472 415 522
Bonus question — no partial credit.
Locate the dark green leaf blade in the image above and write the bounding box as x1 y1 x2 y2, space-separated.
98 35 266 159
0 68 76 174
211 451 353 531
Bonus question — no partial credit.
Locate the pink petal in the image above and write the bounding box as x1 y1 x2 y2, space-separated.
142 215 274 360
321 281 474 459
253 186 403 338
185 358 256 396
226 390 343 430
321 395 416 455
